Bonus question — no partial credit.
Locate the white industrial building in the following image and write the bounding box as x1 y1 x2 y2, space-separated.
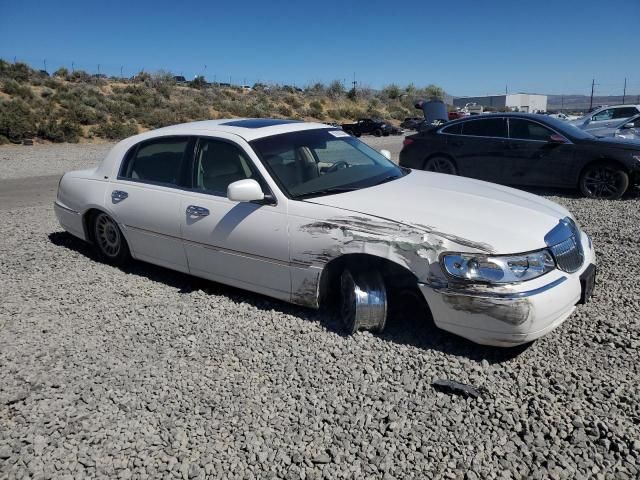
453 93 548 113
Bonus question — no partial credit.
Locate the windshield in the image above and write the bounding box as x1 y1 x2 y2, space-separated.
250 129 405 198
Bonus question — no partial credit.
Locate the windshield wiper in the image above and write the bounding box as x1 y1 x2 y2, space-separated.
295 186 358 199
373 174 402 186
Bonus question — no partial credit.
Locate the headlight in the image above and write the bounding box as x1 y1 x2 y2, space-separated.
442 249 556 283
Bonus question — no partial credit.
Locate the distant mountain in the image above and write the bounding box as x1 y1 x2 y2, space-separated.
547 94 640 112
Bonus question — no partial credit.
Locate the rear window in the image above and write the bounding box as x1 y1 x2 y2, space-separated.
120 137 191 186
461 118 507 138
441 123 462 134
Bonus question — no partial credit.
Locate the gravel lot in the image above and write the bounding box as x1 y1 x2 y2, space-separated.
1 139 639 479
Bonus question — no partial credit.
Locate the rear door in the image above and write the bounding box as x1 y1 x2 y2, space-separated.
503 118 575 186
179 135 291 301
444 117 509 182
108 136 193 272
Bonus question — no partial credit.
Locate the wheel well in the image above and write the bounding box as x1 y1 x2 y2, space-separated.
579 158 630 178
318 253 419 308
82 208 104 244
423 152 457 170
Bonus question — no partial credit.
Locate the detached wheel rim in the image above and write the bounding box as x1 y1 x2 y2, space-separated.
582 167 624 199
95 213 121 258
340 269 387 334
426 157 456 174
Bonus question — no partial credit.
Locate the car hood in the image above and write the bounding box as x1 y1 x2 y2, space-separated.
588 136 640 150
304 170 572 254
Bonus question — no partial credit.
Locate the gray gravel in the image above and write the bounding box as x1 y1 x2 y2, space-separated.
1 142 639 479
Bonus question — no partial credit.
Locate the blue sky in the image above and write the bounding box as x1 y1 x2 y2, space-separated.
1 0 638 96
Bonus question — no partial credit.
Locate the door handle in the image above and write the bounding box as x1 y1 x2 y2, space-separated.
111 190 128 202
186 205 210 217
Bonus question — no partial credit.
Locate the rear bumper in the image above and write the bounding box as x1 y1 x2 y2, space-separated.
419 231 596 347
54 201 86 241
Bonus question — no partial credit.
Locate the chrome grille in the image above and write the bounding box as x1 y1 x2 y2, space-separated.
550 236 584 273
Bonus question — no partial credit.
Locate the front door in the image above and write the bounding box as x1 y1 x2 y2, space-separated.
108 136 193 272
180 136 291 301
502 118 574 186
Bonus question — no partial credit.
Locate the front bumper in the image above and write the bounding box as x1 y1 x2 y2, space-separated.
419 231 596 347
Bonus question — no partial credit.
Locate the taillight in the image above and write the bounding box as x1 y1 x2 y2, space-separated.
402 138 414 147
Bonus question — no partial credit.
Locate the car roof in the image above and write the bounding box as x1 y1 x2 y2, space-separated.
146 118 333 142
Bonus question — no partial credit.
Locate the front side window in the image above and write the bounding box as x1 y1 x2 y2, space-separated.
592 109 613 121
461 118 507 138
509 119 555 141
612 107 640 119
120 137 191 186
194 139 257 196
251 129 404 199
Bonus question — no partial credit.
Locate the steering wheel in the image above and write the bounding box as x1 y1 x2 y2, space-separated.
326 161 349 173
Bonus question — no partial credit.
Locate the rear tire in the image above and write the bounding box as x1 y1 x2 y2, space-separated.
424 156 457 175
92 212 131 267
340 268 387 334
579 162 629 199
374 129 382 137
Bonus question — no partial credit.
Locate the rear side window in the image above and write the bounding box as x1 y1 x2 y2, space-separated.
612 107 639 119
461 118 507 138
509 119 554 141
441 123 462 134
120 137 191 186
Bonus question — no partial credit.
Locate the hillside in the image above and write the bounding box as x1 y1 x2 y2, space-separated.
0 60 445 144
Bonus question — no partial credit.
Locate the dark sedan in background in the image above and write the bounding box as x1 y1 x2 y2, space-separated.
399 113 640 199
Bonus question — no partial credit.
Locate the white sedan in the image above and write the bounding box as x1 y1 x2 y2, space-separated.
55 119 596 346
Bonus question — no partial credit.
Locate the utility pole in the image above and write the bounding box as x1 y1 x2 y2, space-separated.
352 72 357 98
505 85 508 95
97 64 100 75
589 79 595 111
120 66 123 78
71 61 74 72
622 78 627 104
43 59 47 72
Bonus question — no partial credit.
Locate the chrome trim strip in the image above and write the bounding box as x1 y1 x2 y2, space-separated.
437 116 574 144
53 201 79 215
124 224 295 268
429 276 567 300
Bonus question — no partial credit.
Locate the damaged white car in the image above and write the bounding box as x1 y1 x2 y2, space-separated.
55 119 596 346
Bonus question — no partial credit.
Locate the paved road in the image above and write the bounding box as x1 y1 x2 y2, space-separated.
0 174 61 210
0 136 405 210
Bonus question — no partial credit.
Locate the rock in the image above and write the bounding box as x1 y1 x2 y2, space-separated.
432 379 481 399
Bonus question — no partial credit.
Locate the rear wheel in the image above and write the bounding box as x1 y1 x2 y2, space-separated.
579 162 629 199
424 156 457 175
340 268 387 334
374 129 382 137
92 212 131 266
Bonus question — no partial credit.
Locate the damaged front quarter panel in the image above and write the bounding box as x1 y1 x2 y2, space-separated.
287 205 496 308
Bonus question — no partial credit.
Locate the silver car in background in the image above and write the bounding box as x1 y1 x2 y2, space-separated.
589 114 640 141
570 105 640 131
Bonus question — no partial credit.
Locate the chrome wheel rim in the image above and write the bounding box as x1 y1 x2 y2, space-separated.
583 167 622 199
95 214 121 257
426 158 456 174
